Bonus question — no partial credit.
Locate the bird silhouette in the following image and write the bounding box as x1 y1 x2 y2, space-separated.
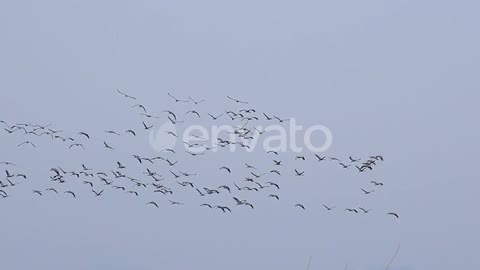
0 91 394 223
168 93 188 103
387 212 399 219
64 191 76 198
227 96 248 104
147 201 159 208
188 96 205 105
323 204 336 211
117 90 136 99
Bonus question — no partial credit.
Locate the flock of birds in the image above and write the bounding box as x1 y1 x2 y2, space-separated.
0 90 399 219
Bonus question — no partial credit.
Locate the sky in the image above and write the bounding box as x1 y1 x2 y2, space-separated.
1 1 479 269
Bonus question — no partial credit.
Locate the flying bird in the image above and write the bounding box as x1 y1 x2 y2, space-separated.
18 141 36 148
169 200 184 206
5 170 14 178
227 96 248 104
105 130 120 136
387 212 399 219
104 142 115 150
294 204 306 210
4 128 17 134
208 113 224 120
78 132 90 139
168 116 184 125
263 113 273 120
160 149 176 154
166 131 178 138
168 93 188 103
185 110 201 118
245 163 256 170
82 164 92 171
69 143 85 150
0 162 16 166
189 96 205 105
339 163 351 169
46 188 58 194
178 181 194 188
83 181 94 188
132 104 147 112
218 185 231 193
349 156 361 162
128 191 139 196
266 182 280 189
371 181 384 186
64 191 76 198
268 194 280 200
323 204 336 211
294 169 305 176
270 170 281 175
147 201 159 208
92 189 104 197
140 113 159 119
117 90 136 99
273 116 289 123
142 122 154 130
196 188 205 197
359 208 372 214
162 110 177 120
125 130 136 136
214 206 231 213
361 188 375 195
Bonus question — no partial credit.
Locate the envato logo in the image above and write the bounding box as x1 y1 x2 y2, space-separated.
149 121 178 152
149 118 332 153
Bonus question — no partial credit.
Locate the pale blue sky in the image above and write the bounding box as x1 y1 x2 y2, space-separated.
1 1 479 269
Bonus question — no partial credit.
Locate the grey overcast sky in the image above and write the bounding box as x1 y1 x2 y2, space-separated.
1 1 479 270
